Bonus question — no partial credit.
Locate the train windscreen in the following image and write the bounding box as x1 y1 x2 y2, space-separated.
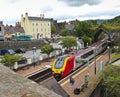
54 57 66 69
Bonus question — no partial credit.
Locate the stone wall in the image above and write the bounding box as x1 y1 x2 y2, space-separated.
0 64 62 97
0 40 46 50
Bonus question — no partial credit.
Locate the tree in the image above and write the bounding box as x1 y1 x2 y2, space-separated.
60 29 70 36
51 25 57 34
81 35 92 46
0 54 21 69
101 65 120 97
41 44 54 59
62 36 77 52
74 21 94 44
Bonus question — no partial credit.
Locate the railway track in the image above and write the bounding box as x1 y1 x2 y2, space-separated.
25 60 89 84
25 50 107 84
25 67 52 83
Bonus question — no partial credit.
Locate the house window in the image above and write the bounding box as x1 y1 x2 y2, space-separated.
32 23 34 26
0 27 1 31
36 23 38 26
36 28 38 32
45 28 46 32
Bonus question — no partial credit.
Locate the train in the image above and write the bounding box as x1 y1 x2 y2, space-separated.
52 38 107 80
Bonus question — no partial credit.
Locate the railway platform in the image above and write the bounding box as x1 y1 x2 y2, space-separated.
60 53 109 97
16 52 109 97
16 58 55 76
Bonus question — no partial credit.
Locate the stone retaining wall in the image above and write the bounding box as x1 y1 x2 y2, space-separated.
0 40 46 50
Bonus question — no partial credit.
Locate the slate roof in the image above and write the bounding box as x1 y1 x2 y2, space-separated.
28 16 53 21
4 26 24 35
40 77 69 97
65 23 74 31
0 65 62 97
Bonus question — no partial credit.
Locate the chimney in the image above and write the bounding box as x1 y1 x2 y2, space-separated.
40 14 44 19
25 12 28 18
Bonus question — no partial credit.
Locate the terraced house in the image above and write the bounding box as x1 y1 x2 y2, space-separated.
21 13 52 39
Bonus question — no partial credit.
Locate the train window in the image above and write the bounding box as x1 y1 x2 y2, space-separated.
81 50 94 59
54 57 66 69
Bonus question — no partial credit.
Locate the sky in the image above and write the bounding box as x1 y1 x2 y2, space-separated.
0 0 120 25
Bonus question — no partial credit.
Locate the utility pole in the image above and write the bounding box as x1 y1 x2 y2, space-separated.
93 47 97 75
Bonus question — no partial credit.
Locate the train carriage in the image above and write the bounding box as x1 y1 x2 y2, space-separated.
52 38 107 80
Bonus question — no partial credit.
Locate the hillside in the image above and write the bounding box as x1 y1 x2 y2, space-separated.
107 16 120 24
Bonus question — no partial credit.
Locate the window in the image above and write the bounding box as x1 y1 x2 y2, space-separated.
41 28 43 31
36 23 38 26
81 50 94 58
32 23 34 26
0 27 1 31
36 28 38 32
54 56 66 69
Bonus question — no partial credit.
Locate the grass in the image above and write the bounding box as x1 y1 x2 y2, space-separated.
111 53 120 61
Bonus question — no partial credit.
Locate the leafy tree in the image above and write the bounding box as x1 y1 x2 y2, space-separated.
74 21 94 44
60 29 70 36
81 35 92 46
74 21 92 37
62 36 77 52
101 65 120 97
51 25 57 34
41 44 54 59
0 54 21 69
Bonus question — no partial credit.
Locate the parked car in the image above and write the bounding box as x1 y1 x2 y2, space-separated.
15 48 26 54
0 48 16 55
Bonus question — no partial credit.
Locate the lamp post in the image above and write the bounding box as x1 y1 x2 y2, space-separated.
32 47 36 65
107 46 110 63
93 47 96 75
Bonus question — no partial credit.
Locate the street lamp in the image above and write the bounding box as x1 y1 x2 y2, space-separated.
93 47 97 75
32 47 36 64
107 46 110 63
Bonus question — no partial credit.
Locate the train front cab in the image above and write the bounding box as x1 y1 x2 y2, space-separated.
52 55 75 79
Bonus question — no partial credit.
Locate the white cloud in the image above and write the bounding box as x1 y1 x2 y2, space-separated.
0 0 120 25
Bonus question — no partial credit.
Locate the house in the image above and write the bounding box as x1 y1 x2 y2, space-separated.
4 25 25 40
0 21 5 41
77 39 84 49
21 13 52 39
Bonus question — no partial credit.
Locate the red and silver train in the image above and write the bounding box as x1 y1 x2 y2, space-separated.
52 38 107 79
